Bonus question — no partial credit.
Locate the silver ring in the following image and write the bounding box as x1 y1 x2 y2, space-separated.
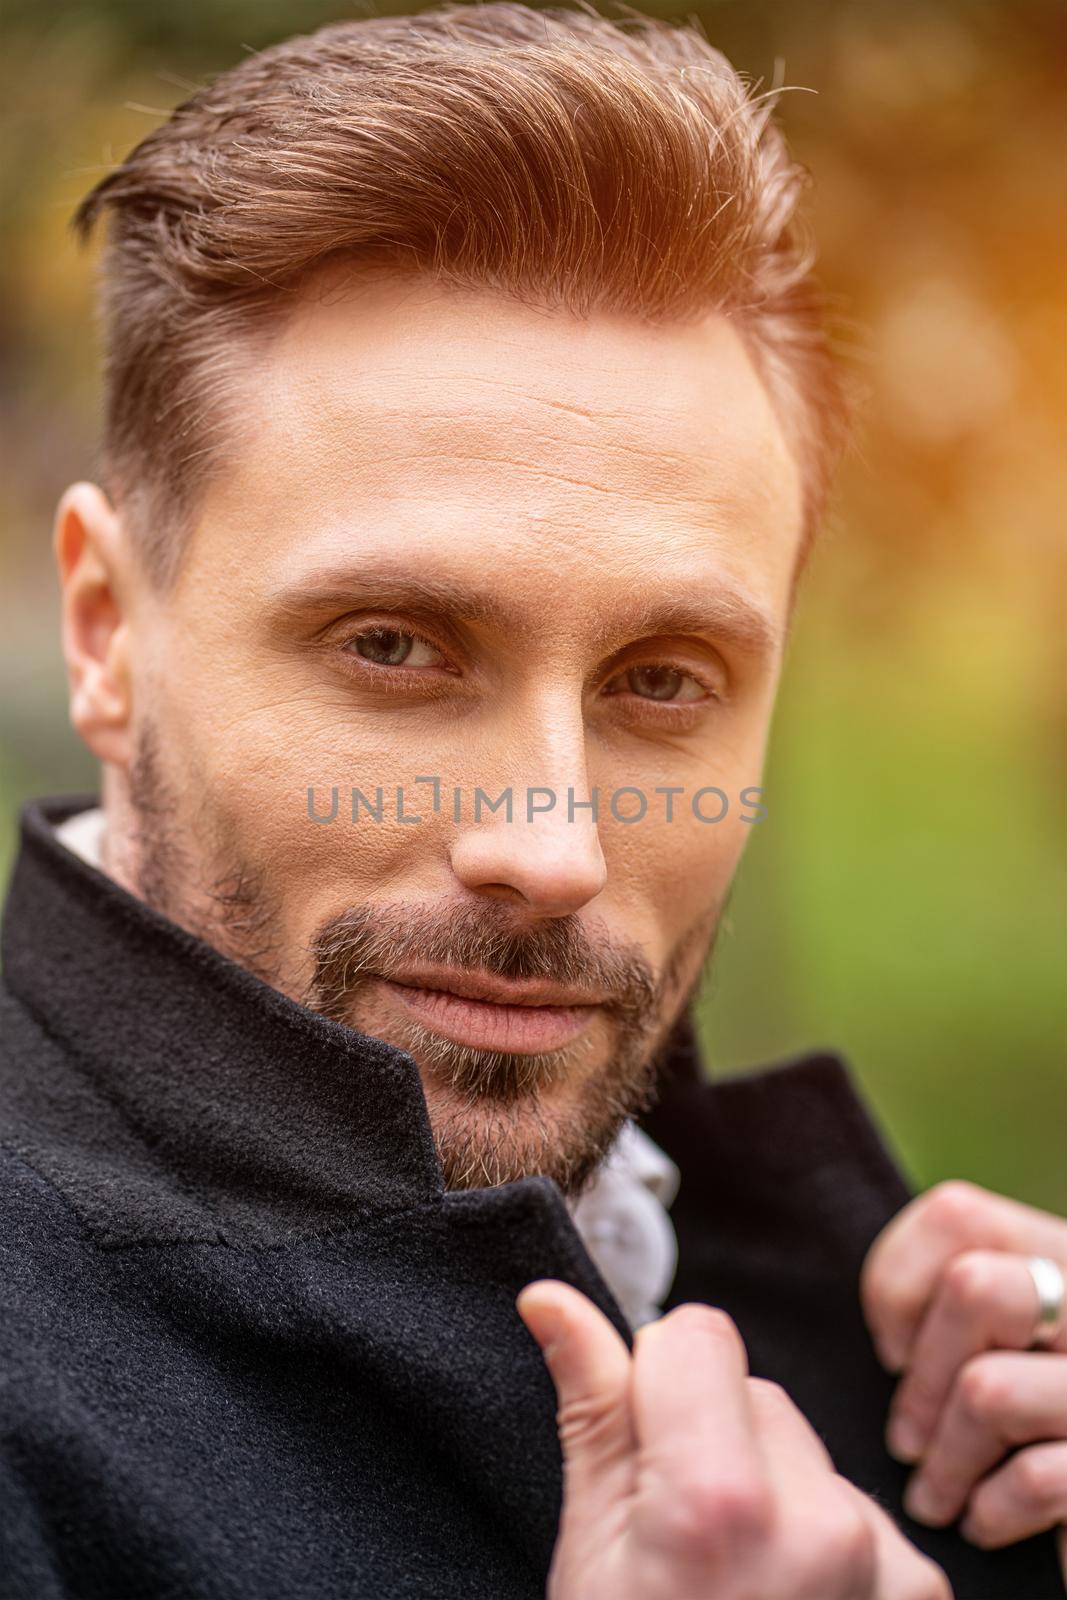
1024 1256 1065 1346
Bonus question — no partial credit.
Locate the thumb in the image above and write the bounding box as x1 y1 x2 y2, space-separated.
517 1279 635 1502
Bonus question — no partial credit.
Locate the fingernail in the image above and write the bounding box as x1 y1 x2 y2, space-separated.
887 1413 924 1462
904 1475 949 1525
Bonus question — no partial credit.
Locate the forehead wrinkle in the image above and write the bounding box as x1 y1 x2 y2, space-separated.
246 415 786 549
215 298 803 615
262 349 795 522
326 403 776 514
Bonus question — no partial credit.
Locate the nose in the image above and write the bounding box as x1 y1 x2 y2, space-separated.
448 720 607 919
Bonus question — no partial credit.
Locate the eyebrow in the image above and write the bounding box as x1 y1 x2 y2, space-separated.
267 564 780 658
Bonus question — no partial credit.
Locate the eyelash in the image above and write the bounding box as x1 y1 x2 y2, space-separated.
606 664 724 721
334 625 725 716
335 623 458 696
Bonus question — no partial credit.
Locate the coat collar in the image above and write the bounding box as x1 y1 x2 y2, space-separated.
1 793 444 1245
1 792 911 1252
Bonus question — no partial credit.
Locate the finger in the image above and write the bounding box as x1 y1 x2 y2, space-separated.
747 1374 835 1475
516 1279 634 1508
958 1439 1067 1548
860 1182 1067 1373
746 1383 880 1600
630 1304 771 1566
853 1488 954 1600
748 1390 950 1599
632 1303 758 1473
903 1351 1067 1527
886 1250 1065 1463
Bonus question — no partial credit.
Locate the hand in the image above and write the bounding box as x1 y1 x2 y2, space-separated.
517 1280 951 1599
860 1179 1067 1584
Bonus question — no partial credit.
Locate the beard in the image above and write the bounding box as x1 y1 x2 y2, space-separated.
124 719 720 1196
304 897 714 1195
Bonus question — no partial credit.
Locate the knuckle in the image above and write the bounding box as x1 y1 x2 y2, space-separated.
1008 1446 1059 1510
923 1180 984 1237
942 1250 999 1312
954 1356 1011 1424
649 1473 774 1560
829 1497 878 1580
795 1493 877 1597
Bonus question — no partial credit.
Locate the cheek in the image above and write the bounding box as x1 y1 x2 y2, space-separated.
597 801 753 967
200 731 463 897
149 655 483 939
589 704 772 955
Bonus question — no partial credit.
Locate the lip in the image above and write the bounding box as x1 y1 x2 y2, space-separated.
381 966 608 1010
376 969 603 1054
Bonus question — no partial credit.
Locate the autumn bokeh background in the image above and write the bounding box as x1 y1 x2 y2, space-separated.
2 0 1064 1207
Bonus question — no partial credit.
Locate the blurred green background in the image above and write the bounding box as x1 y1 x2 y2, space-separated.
2 0 1065 1208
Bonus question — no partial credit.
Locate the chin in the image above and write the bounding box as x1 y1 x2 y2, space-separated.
421 1052 654 1197
342 996 661 1194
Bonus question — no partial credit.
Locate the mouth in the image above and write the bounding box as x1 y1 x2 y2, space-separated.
374 967 605 1053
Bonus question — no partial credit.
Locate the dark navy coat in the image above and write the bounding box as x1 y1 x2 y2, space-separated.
1 795 1061 1597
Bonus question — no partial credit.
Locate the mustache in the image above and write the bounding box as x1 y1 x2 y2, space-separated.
307 899 659 1031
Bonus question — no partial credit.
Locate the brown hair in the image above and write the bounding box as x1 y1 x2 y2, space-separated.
74 1 851 589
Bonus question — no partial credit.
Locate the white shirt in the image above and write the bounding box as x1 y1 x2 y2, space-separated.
566 1120 680 1329
53 805 682 1328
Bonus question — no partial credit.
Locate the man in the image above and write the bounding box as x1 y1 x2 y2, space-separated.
1 5 1064 1596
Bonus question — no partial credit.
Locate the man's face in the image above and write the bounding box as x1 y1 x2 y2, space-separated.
105 271 803 1194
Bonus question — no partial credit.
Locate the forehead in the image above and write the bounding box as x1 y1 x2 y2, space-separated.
193 272 804 617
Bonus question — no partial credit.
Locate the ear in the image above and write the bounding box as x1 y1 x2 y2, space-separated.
53 482 135 768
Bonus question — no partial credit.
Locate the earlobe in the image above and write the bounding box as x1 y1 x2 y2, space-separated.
54 482 134 767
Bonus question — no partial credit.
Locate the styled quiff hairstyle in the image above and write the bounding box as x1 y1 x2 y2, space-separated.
75 1 849 590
